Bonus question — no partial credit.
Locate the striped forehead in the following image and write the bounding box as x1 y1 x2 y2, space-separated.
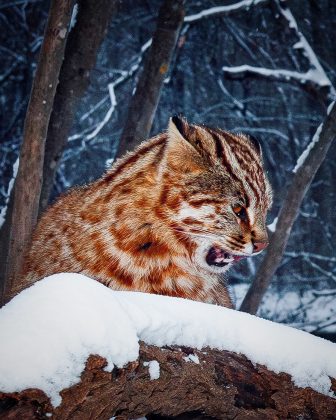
199 127 267 207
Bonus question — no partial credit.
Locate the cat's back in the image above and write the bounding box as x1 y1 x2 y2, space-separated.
19 134 166 291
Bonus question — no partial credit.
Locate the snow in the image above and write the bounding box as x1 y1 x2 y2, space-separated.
83 39 151 141
0 157 19 228
293 101 335 173
278 4 335 99
183 354 200 364
0 273 335 407
70 3 78 31
267 216 278 233
220 4 335 100
327 101 335 114
143 360 160 380
85 82 117 141
184 0 268 23
222 65 330 89
105 158 114 168
292 122 321 174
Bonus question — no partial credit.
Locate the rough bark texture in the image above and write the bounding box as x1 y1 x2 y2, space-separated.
0 343 335 419
0 194 14 305
38 0 119 215
240 102 336 315
0 0 74 305
117 0 185 158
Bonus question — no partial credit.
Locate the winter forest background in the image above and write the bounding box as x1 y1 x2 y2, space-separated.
0 0 335 338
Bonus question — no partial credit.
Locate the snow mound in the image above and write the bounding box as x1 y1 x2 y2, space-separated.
0 273 335 406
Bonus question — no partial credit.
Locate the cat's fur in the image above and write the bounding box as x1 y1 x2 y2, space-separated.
19 117 272 307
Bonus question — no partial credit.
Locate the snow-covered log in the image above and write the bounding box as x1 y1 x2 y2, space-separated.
0 274 335 419
1 343 336 420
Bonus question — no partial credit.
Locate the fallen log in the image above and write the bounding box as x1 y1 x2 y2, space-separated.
1 342 335 420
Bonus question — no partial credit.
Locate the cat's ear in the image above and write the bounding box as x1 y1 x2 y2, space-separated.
170 115 190 140
165 116 204 173
167 115 195 149
246 133 262 155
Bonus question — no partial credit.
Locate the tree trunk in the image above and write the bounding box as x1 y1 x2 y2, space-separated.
38 0 119 215
0 0 74 304
0 194 14 305
116 0 185 158
240 102 336 315
0 343 335 419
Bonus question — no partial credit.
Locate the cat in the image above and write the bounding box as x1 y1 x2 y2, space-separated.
19 116 272 308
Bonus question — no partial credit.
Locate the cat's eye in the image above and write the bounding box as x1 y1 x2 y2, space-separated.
233 205 247 221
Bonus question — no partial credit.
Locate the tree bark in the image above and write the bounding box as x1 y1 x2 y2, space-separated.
0 0 74 304
0 194 14 306
0 343 335 419
240 102 336 315
116 0 185 158
38 0 119 215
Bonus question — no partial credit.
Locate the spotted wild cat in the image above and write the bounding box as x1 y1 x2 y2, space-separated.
19 116 272 307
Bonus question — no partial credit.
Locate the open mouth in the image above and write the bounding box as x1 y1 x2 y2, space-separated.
205 246 246 267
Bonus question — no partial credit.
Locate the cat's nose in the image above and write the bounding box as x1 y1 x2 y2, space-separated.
252 240 268 253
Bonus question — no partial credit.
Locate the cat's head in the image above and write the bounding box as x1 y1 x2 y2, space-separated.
161 115 273 274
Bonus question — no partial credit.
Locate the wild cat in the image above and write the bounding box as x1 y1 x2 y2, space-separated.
19 116 272 308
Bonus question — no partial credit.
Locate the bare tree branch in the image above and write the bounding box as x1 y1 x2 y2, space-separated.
222 1 336 101
222 64 333 94
184 0 269 22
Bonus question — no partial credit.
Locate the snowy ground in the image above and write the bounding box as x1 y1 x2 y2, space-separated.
0 273 335 407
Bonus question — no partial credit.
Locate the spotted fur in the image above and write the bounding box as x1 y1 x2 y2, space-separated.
19 117 272 307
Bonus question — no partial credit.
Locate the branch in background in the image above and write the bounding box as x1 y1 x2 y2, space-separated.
0 0 75 305
38 0 119 214
64 39 152 150
116 0 185 158
222 2 336 101
240 102 336 314
184 0 268 22
275 0 336 100
116 0 272 157
222 64 333 93
81 40 152 141
79 0 270 154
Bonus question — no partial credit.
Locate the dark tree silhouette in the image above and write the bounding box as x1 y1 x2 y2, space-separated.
0 0 75 305
39 0 119 214
117 0 185 158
